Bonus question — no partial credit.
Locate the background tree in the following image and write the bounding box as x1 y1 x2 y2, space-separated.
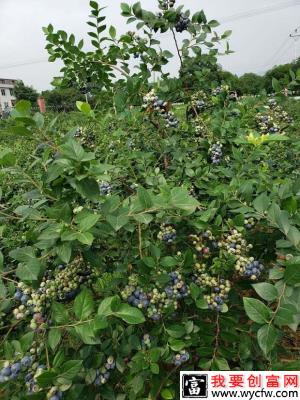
42 87 85 112
237 73 265 95
263 58 300 93
13 80 39 104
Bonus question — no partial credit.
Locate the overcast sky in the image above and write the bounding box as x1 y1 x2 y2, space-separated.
0 0 299 91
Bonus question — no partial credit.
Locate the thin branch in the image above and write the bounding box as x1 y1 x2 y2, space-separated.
138 224 143 259
92 61 130 78
212 312 221 362
171 28 183 67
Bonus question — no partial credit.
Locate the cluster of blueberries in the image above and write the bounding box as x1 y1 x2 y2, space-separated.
14 288 30 305
147 272 189 320
159 0 175 10
212 86 223 96
193 116 207 136
163 111 179 128
13 257 96 328
267 98 277 108
35 142 50 154
158 224 177 244
26 364 46 394
175 14 190 32
0 355 61 398
190 91 209 115
94 356 116 386
194 100 207 112
209 143 223 165
206 281 231 312
141 333 151 348
0 355 33 383
189 233 217 257
142 90 179 129
165 272 189 300
74 127 96 149
257 100 293 134
243 260 264 281
269 125 280 134
172 350 190 366
273 106 293 124
47 391 63 400
99 181 112 196
47 386 63 400
127 288 150 309
222 229 252 256
194 268 231 312
122 271 189 321
244 218 255 230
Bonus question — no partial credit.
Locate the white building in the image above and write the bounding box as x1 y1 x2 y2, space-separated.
0 78 17 112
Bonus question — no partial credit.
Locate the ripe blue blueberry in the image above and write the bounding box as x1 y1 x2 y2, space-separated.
1 367 11 377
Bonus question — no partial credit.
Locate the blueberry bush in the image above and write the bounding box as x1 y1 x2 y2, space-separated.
1 1 300 399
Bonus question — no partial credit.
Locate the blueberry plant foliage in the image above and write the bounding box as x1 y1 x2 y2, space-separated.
1 1 300 400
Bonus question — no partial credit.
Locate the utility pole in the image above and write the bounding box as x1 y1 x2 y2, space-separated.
290 27 300 61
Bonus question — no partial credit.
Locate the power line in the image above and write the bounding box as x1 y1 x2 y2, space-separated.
220 0 300 23
0 2 299 71
0 59 48 70
262 38 292 68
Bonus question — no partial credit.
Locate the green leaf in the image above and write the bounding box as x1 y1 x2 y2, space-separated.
284 259 300 285
107 214 129 231
170 188 199 214
0 148 16 167
166 324 186 339
20 332 34 353
115 304 145 324
15 100 31 115
272 77 282 93
150 363 159 374
74 178 99 202
243 297 271 324
75 212 99 231
121 2 131 15
60 140 85 161
109 25 116 39
74 321 100 345
90 1 99 10
74 289 94 320
137 187 153 209
286 227 300 247
57 360 83 383
196 298 208 309
190 283 201 300
257 324 279 355
142 257 156 268
132 2 142 17
76 101 92 115
10 247 41 281
0 278 6 298
97 296 118 317
51 302 69 324
133 213 153 224
56 243 72 263
214 357 230 371
48 329 61 351
36 371 58 388
161 389 174 400
0 251 3 271
253 193 270 213
76 232 94 246
160 256 177 267
168 338 185 351
274 303 297 326
252 283 278 302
